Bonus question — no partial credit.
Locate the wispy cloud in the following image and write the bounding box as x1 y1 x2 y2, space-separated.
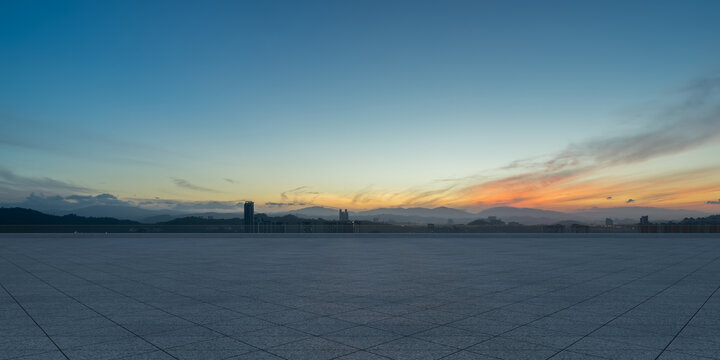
708 199 720 205
171 178 220 193
2 192 249 213
280 186 318 201
352 185 375 204
399 184 459 207
454 75 720 210
0 114 165 166
265 202 310 207
146 200 242 211
0 167 93 194
1 192 128 211
271 186 320 208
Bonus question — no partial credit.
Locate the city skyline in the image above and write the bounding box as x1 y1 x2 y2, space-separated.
2 0 720 213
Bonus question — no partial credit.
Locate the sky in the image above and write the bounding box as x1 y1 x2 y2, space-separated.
1 0 720 213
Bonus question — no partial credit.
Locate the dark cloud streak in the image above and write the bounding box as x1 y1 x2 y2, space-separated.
458 75 720 207
171 178 220 193
0 168 93 194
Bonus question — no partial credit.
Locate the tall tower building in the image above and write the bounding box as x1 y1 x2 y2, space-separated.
244 201 255 232
339 209 349 221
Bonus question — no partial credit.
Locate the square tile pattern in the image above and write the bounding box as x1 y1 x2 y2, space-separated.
1 233 719 360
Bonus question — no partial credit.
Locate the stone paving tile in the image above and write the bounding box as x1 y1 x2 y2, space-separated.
402 308 468 325
568 337 663 359
298 301 357 316
61 337 159 360
234 325 312 348
142 325 223 348
656 350 719 359
479 308 545 325
368 337 457 360
256 308 321 324
231 350 285 359
440 350 499 359
411 325 491 349
117 350 177 359
330 309 391 325
335 350 393 359
549 350 608 359
286 315 357 335
590 325 675 349
2 233 720 360
666 335 720 359
469 347 559 360
529 316 600 335
171 308 246 325
675 324 720 342
0 336 57 354
8 350 69 360
164 336 256 360
268 337 356 360
203 315 276 336
51 325 137 349
324 324 402 349
449 316 518 335
367 315 437 336
502 325 583 349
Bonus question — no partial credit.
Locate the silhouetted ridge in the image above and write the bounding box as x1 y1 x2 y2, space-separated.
157 214 310 225
157 216 242 225
678 215 720 225
0 207 140 225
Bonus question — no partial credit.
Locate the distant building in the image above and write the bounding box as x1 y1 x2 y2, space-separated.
542 224 565 233
244 201 254 232
339 209 349 221
640 216 649 225
605 218 614 226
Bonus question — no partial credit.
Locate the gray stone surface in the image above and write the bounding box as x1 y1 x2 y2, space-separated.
0 233 719 360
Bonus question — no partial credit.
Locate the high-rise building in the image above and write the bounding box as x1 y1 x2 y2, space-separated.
605 218 614 226
339 209 349 221
244 201 255 232
640 216 649 225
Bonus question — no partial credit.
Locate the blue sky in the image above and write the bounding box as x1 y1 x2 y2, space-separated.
1 0 720 211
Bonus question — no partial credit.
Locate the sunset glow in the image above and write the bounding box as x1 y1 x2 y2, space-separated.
1 1 719 215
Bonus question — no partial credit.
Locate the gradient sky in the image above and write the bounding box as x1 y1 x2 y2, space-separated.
2 0 720 212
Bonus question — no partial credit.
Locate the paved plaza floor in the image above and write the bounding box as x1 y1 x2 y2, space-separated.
0 233 719 360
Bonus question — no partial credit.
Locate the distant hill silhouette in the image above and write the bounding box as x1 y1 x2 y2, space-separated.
156 214 311 226
142 211 243 223
677 215 720 225
474 207 577 225
0 208 140 225
357 206 475 218
574 206 709 223
468 217 506 226
1 203 711 226
156 216 241 225
68 205 183 221
282 206 340 219
472 206 710 225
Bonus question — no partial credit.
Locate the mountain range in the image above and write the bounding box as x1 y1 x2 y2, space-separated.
0 203 710 225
